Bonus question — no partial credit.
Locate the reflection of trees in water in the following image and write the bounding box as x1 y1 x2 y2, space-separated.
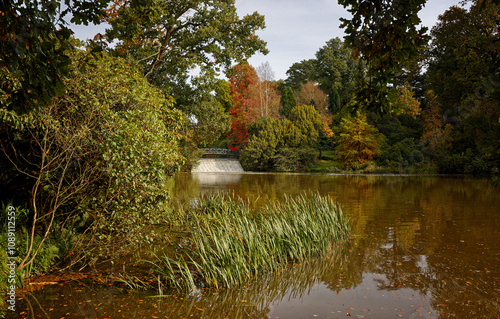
346 176 500 318
168 173 500 318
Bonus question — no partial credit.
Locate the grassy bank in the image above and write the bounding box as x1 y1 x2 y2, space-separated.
151 194 350 291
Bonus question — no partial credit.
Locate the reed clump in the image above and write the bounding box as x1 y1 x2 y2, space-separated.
151 194 350 291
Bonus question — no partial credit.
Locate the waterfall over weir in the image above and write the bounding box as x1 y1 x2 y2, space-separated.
191 158 244 173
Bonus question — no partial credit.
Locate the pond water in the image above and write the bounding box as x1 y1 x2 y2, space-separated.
11 173 500 319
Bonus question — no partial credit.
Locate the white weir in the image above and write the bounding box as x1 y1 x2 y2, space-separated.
191 158 244 173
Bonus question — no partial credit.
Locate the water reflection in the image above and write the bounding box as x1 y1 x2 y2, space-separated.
192 172 243 187
13 174 500 319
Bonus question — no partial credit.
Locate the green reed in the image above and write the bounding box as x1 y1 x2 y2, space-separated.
151 193 350 291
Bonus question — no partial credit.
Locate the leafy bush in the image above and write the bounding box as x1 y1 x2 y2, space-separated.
0 49 185 269
241 117 304 171
438 149 490 174
378 138 426 168
274 147 319 172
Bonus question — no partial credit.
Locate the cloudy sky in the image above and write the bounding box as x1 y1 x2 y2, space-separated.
71 0 467 80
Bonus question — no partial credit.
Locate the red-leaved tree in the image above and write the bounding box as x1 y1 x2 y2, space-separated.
228 64 260 150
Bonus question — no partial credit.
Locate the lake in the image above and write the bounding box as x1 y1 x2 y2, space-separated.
12 173 500 319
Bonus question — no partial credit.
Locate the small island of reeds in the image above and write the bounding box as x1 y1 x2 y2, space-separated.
150 194 351 292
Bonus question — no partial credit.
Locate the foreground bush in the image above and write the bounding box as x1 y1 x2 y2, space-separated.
0 49 185 271
151 194 350 291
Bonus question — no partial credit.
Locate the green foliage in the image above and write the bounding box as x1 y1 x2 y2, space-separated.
335 112 385 169
191 100 231 147
339 0 429 112
105 0 268 86
314 38 359 106
274 147 319 172
378 138 425 169
289 105 323 147
438 149 490 175
370 113 423 146
284 59 317 90
214 79 234 111
65 52 184 239
426 2 499 108
1 49 185 268
241 117 310 171
280 86 296 118
284 38 363 108
240 118 282 171
329 87 341 114
422 1 500 171
0 0 110 113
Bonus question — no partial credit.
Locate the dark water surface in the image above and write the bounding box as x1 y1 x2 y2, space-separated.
12 173 500 318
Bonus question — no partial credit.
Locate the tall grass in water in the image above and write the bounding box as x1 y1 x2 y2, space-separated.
152 194 350 291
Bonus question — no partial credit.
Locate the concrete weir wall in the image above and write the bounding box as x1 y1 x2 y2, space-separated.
191 158 244 173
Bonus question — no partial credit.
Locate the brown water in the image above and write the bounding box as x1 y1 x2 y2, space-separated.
10 173 500 319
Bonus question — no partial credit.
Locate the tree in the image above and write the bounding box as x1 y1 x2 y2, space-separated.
280 86 296 118
191 100 231 147
240 117 281 171
420 90 453 157
227 64 260 150
284 59 318 90
335 112 384 169
104 0 268 86
289 104 323 147
214 79 234 111
329 87 341 114
240 117 311 171
315 38 360 106
255 62 280 118
296 82 329 114
425 2 499 108
339 0 429 112
0 0 110 113
391 82 422 118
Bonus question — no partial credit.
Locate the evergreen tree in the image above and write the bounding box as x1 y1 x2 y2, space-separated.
289 105 323 146
280 86 296 118
329 87 341 114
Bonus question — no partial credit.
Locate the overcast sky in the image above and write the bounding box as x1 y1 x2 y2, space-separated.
71 0 467 80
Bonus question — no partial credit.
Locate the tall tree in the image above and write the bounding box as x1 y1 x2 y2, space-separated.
228 64 260 150
214 79 234 111
256 62 280 118
339 0 429 112
315 38 360 106
329 87 341 114
104 0 268 87
420 90 453 157
284 59 318 90
425 1 499 108
280 86 297 118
